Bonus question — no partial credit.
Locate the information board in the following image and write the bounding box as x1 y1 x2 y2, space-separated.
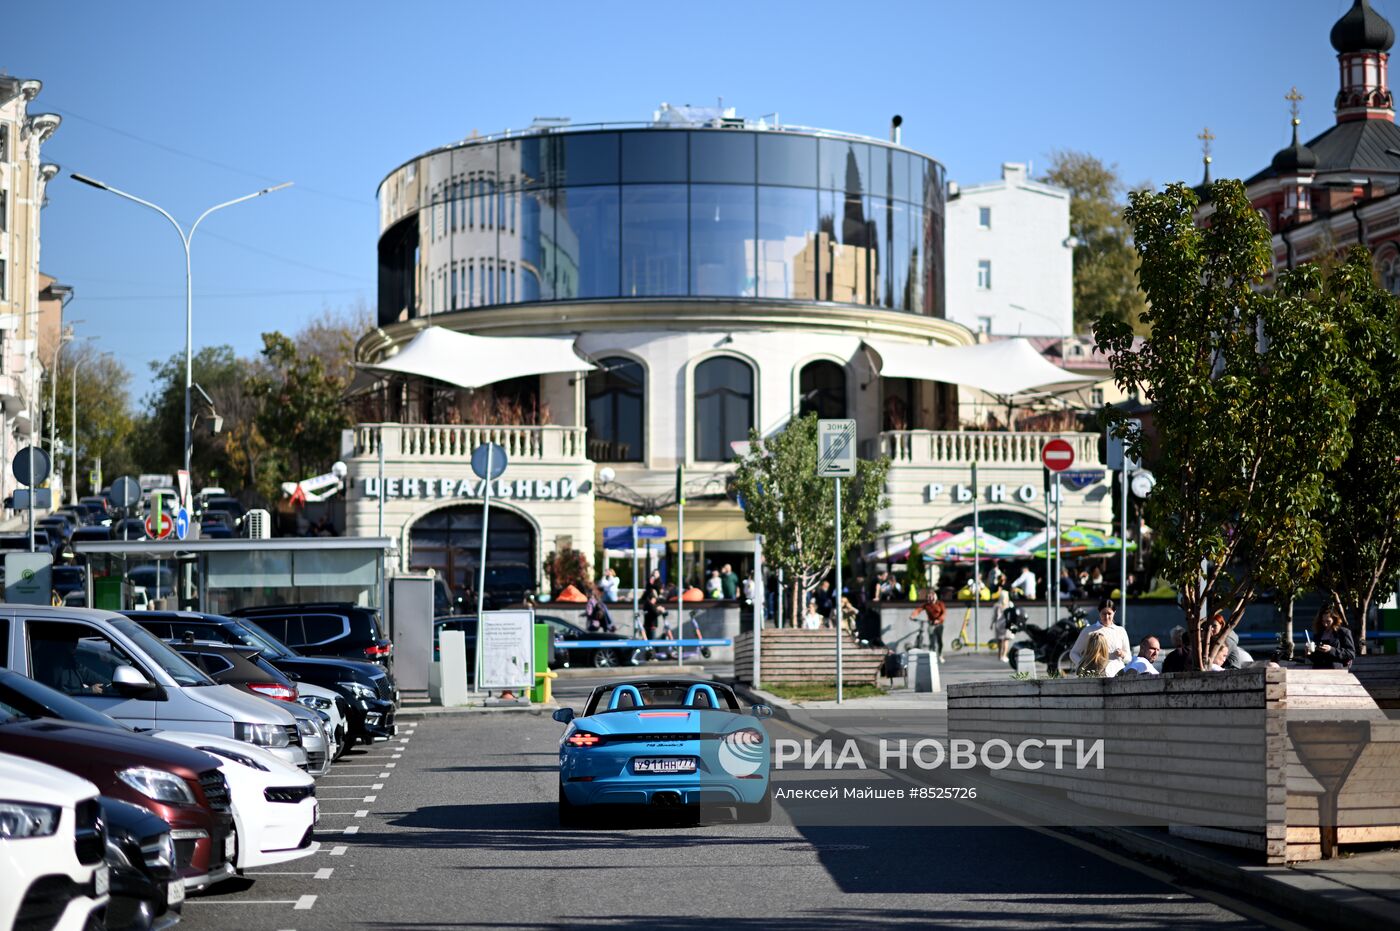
476 610 535 691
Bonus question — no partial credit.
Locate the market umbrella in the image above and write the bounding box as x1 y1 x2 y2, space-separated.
870 530 952 562
1022 525 1138 557
923 528 1029 562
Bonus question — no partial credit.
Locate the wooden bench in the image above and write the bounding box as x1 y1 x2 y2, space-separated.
1351 654 1400 708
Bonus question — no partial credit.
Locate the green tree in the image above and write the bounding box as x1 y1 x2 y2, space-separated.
1314 250 1400 644
1095 180 1354 667
1042 150 1148 331
48 345 139 496
731 414 891 627
134 345 243 491
250 331 352 501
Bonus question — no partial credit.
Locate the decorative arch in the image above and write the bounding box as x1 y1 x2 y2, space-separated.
585 352 647 463
1376 243 1400 296
689 352 757 462
406 499 541 600
795 357 849 420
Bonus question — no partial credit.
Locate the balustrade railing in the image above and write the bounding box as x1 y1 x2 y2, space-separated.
352 423 588 462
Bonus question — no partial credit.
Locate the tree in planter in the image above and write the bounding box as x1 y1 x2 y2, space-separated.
1314 249 1400 646
544 548 592 598
1094 180 1354 668
731 414 891 627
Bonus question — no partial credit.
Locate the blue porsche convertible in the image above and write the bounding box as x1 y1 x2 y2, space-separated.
553 677 773 826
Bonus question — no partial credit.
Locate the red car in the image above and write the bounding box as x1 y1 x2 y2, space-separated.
0 711 236 892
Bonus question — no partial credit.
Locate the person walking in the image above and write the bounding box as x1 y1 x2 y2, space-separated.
910 588 947 663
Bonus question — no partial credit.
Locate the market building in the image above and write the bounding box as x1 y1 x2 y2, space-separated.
347 107 1110 597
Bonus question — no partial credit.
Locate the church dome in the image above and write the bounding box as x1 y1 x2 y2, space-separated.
1331 0 1395 54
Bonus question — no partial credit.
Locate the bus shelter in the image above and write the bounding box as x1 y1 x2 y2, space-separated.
71 537 396 614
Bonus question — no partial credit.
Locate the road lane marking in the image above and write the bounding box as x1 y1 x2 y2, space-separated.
392 753 402 759
295 895 317 910
184 900 302 906
343 826 359 835
317 811 364 815
379 771 391 777
329 846 347 856
314 868 333 880
386 762 397 768
363 795 377 802
355 809 368 818
373 783 384 789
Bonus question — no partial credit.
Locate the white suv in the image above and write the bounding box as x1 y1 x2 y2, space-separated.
0 752 110 930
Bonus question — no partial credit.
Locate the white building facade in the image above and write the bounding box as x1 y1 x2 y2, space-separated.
349 113 1109 599
944 163 1074 338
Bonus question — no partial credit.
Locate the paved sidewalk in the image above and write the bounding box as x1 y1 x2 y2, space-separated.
742 650 1016 710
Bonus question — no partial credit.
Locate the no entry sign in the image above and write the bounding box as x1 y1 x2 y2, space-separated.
1041 438 1075 472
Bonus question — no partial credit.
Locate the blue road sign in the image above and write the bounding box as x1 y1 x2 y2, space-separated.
471 443 508 481
174 507 190 541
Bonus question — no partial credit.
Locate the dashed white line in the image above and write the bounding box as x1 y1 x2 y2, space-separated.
355 809 368 818
343 826 359 835
386 763 397 768
364 795 377 802
329 845 347 856
294 895 317 910
392 753 403 759
314 868 333 880
379 771 391 778
373 783 384 790
317 811 363 816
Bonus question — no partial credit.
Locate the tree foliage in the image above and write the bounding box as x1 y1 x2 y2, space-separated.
47 344 139 497
1095 180 1354 666
249 332 353 501
731 414 890 625
1042 150 1148 331
1314 254 1400 641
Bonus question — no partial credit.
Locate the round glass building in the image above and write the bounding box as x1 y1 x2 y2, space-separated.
377 122 946 325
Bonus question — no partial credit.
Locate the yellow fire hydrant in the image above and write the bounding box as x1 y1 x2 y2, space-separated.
535 668 558 705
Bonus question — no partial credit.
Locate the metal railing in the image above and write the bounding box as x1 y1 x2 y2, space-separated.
866 431 1103 467
352 423 587 462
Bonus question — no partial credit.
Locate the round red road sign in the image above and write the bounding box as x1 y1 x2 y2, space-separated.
1041 438 1075 472
145 513 173 540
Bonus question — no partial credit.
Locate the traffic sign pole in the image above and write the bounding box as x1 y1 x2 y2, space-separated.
972 461 980 653
834 475 843 704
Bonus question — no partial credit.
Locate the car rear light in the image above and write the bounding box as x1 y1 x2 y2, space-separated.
248 682 298 701
364 643 393 658
566 731 601 748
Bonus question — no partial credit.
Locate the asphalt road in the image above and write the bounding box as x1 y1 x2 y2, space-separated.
173 677 1295 931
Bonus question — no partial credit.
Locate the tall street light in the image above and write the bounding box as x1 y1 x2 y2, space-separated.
69 173 292 488
73 349 112 501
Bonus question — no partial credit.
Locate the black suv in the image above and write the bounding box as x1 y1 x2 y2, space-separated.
230 603 393 666
125 611 397 746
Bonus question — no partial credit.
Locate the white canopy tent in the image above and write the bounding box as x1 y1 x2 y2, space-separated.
862 337 1096 398
358 326 596 390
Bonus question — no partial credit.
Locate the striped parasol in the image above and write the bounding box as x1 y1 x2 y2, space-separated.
923 528 1030 562
1021 525 1137 556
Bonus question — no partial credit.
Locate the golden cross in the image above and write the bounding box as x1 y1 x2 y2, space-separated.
1197 126 1215 161
1285 86 1304 124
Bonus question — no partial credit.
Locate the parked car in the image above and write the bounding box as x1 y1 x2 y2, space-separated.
541 614 646 668
295 681 350 762
200 496 245 524
0 752 109 931
38 516 76 543
0 605 309 771
198 522 234 539
483 561 536 606
111 518 148 541
70 525 114 546
172 641 332 775
0 529 59 558
52 565 87 602
1 666 319 876
231 602 394 666
79 494 111 516
128 565 177 600
128 611 397 747
98 795 182 931
0 704 235 892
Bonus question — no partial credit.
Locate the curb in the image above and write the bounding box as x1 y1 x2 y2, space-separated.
726 679 1393 930
396 703 559 717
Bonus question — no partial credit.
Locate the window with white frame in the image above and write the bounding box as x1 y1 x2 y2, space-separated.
976 316 993 335
1091 388 1104 406
978 206 991 229
976 259 992 289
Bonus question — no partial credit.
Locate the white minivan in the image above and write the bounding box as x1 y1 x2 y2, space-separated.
0 752 109 931
0 606 309 770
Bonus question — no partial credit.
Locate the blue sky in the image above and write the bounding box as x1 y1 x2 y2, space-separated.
6 0 1365 402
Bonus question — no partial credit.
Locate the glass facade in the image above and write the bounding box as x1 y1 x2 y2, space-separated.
377 128 946 327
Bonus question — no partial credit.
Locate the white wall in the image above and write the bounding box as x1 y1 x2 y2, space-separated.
944 163 1074 338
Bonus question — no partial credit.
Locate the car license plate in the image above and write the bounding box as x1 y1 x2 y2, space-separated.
224 831 236 861
632 756 697 774
93 863 109 897
167 879 185 906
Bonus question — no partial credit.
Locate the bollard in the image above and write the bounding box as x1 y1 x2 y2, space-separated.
1015 647 1037 678
535 668 558 705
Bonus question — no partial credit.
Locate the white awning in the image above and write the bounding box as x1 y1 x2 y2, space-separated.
863 338 1096 397
360 326 595 390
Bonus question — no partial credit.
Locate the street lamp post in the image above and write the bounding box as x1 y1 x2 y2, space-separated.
69 173 291 486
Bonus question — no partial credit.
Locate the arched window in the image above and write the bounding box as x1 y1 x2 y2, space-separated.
1380 250 1400 296
585 356 645 462
798 360 846 419
694 357 754 461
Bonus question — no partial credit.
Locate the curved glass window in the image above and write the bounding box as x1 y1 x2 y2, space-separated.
694 357 754 462
622 186 687 296
691 186 755 297
383 128 944 318
586 356 645 462
799 361 846 419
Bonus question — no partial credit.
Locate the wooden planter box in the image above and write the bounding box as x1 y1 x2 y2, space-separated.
734 629 885 686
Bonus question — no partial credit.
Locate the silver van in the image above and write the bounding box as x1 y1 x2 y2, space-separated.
0 605 308 770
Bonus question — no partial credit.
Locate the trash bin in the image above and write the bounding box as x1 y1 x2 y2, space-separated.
908 649 940 693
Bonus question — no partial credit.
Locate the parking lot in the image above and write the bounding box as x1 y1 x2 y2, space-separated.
167 673 1279 931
